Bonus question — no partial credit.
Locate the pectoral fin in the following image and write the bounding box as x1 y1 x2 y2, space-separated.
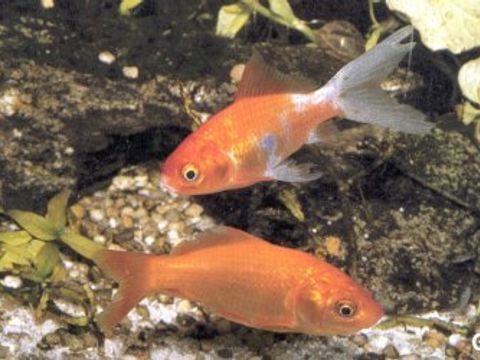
267 159 322 183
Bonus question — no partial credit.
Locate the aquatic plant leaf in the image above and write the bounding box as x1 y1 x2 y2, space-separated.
216 2 252 38
0 231 32 246
119 0 143 15
0 245 31 270
7 210 58 240
268 0 296 23
33 242 61 280
60 229 105 260
386 0 480 54
458 57 480 104
46 189 71 232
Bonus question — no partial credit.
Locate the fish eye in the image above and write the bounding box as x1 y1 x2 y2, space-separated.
182 165 199 182
335 301 356 318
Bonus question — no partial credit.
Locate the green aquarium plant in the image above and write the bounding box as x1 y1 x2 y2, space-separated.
0 190 104 325
216 0 316 42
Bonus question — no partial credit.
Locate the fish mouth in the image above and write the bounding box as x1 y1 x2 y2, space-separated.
159 174 178 195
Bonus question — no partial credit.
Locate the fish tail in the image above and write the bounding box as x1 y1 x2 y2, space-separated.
92 249 163 334
317 26 433 134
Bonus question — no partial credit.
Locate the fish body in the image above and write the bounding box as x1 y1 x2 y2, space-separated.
161 26 433 195
92 226 383 336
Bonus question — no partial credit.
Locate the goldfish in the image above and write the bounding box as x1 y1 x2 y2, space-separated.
161 26 432 195
89 226 383 335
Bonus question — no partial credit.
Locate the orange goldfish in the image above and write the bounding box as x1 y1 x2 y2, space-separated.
91 226 383 335
161 26 432 195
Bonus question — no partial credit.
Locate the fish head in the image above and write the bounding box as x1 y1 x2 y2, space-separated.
161 137 234 195
295 272 383 336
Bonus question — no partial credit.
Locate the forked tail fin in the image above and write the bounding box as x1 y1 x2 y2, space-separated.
318 26 433 135
92 249 161 334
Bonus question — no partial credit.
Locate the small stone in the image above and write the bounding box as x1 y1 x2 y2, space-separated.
112 176 134 191
106 206 119 218
63 333 86 352
52 298 86 318
383 344 400 359
350 333 368 346
177 300 193 313
133 208 148 219
93 235 106 244
445 345 457 357
184 203 204 217
98 51 116 64
164 210 180 222
0 345 9 358
70 204 86 219
167 229 180 244
423 330 447 349
156 219 168 232
1 275 22 289
399 355 421 360
122 66 139 79
108 218 118 228
121 215 134 229
89 209 104 222
41 0 55 9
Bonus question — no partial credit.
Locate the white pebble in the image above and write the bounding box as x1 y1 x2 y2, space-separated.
98 51 116 64
89 209 104 222
157 220 168 232
93 235 106 244
144 235 155 246
122 66 139 79
108 218 118 228
1 275 22 289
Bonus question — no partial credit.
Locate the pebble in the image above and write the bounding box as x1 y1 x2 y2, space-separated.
167 229 180 244
93 235 106 244
350 333 368 346
52 298 87 318
70 204 86 219
184 203 204 217
112 175 135 190
156 219 168 232
383 344 400 359
98 51 116 64
122 66 139 79
41 0 55 9
177 299 194 313
423 330 447 349
89 209 104 222
121 215 134 229
0 275 22 289
399 355 421 360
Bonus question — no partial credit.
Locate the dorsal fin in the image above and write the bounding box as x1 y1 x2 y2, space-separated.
171 226 265 256
235 51 317 100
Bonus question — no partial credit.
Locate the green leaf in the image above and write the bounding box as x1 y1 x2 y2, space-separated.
0 245 31 270
60 230 104 260
33 242 61 280
119 0 143 16
7 210 58 240
268 0 296 23
0 231 32 246
216 2 252 38
46 189 71 232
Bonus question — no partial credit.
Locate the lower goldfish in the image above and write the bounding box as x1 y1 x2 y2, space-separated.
161 26 432 195
89 226 383 335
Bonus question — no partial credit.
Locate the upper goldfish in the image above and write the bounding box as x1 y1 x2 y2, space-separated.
90 226 383 335
161 26 432 195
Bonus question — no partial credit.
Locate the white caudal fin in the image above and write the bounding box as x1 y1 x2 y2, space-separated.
317 26 433 135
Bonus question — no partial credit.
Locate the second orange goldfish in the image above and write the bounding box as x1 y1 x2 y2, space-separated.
89 226 383 335
161 26 432 195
